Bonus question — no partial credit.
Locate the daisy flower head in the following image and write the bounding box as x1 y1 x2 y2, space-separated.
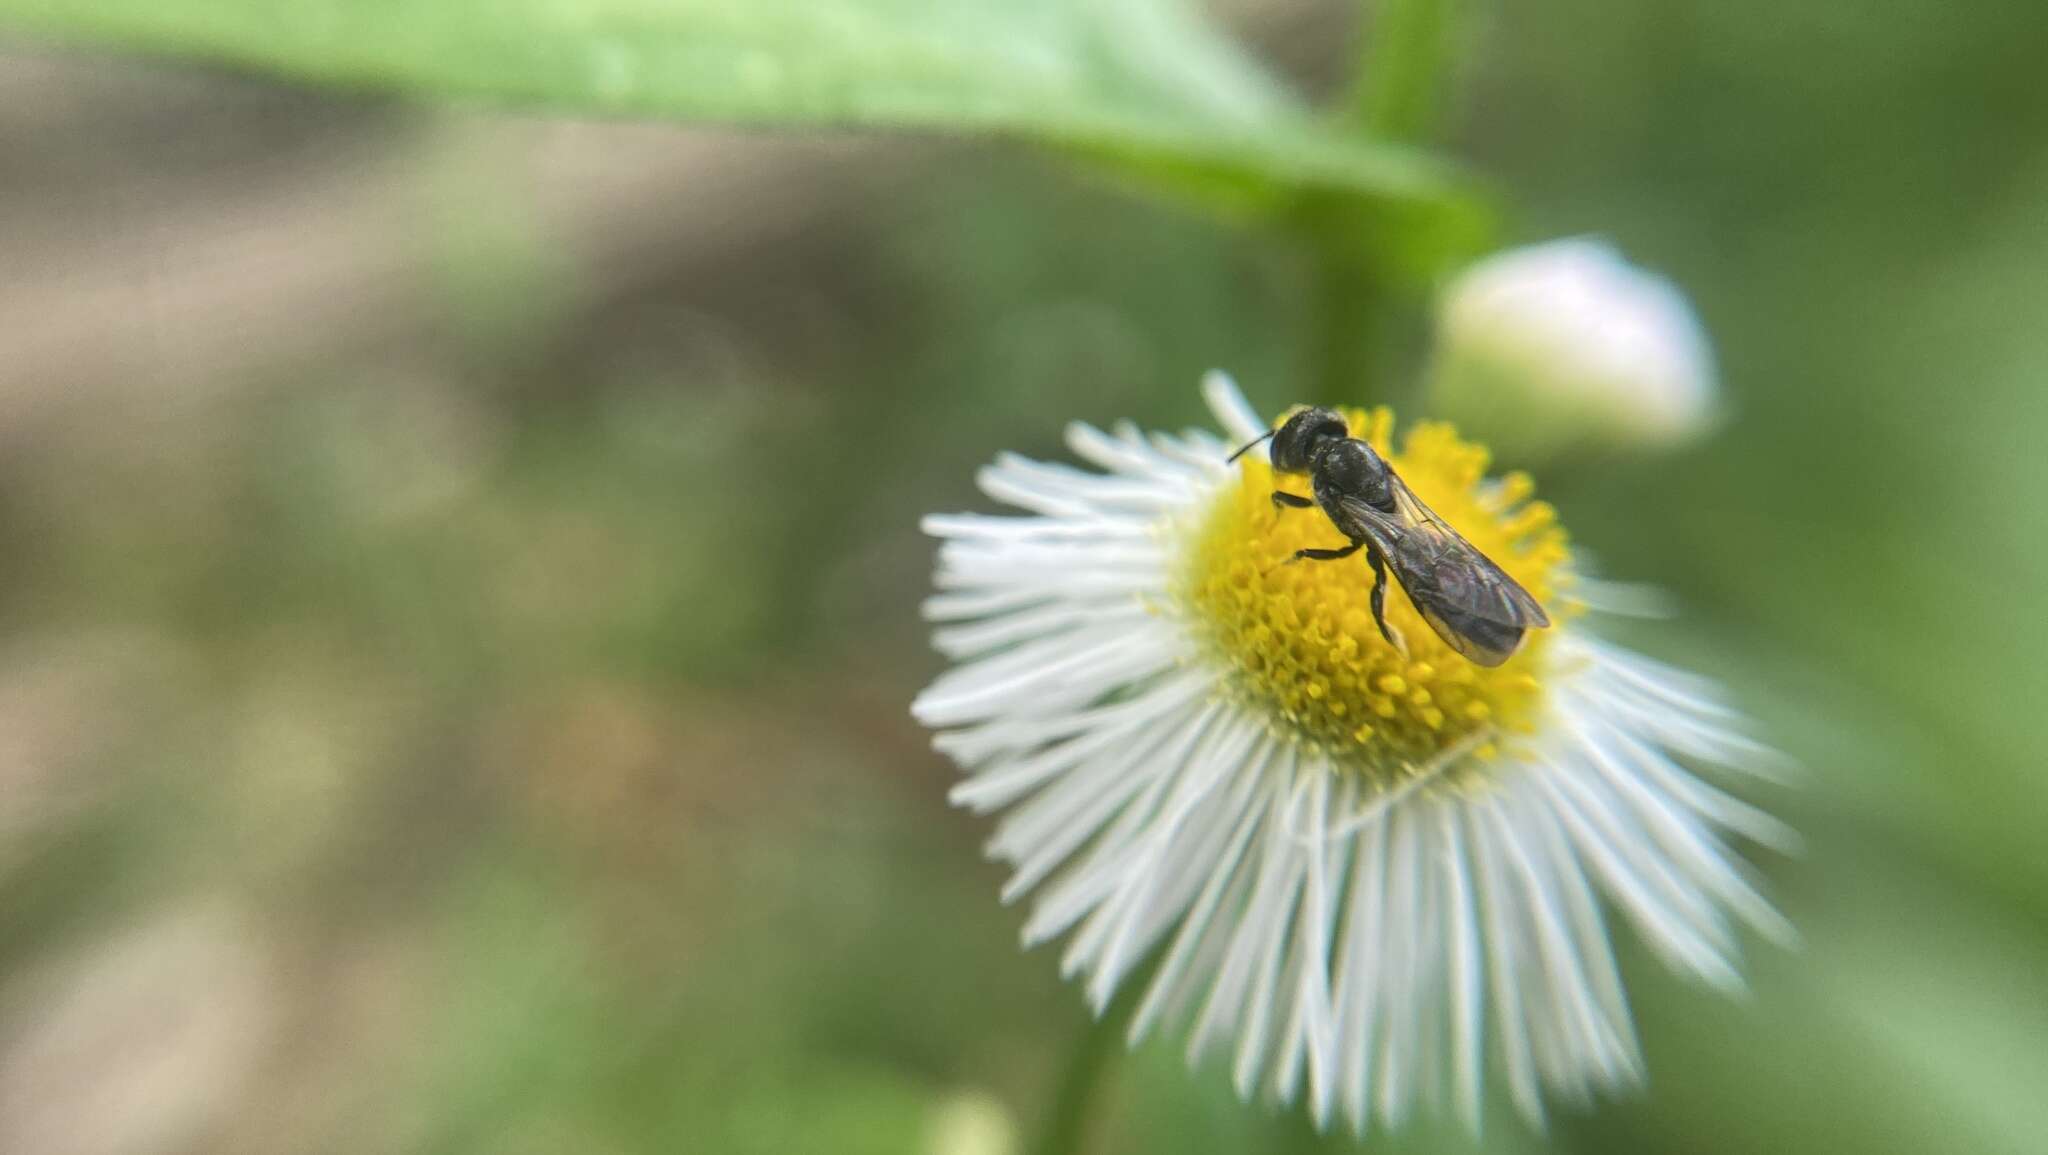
912 372 1793 1133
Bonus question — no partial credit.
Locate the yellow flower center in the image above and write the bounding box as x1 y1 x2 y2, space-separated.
1178 408 1572 779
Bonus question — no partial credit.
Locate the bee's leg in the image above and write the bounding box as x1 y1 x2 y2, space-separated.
1286 543 1360 565
1366 545 1405 652
1270 491 1315 511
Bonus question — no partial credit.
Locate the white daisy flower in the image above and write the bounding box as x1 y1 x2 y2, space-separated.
912 372 1794 1133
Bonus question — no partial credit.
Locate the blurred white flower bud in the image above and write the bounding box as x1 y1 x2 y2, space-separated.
1427 238 1719 462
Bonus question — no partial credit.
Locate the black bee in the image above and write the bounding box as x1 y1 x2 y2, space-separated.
1228 407 1551 667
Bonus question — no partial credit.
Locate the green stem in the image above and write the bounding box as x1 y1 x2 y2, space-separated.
1030 1004 1129 1155
1346 0 1464 142
1312 249 1384 408
1311 0 1464 410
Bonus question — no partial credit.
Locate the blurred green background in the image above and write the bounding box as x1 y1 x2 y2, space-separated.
0 1 2044 1153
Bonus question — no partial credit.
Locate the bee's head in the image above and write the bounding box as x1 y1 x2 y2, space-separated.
1269 407 1349 474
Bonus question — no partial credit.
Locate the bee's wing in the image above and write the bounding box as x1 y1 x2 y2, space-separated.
1385 477 1551 628
1336 478 1550 667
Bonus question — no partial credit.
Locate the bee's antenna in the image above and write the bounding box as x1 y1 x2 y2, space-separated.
1226 430 1274 464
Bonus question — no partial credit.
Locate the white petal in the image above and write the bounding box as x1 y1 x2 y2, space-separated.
1439 803 1486 1131
1202 369 1267 444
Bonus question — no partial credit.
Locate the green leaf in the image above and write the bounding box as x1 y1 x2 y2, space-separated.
0 0 1472 221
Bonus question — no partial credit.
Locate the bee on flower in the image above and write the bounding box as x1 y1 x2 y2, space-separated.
913 370 1793 1133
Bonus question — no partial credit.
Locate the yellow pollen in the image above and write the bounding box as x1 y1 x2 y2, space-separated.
1178 407 1573 779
